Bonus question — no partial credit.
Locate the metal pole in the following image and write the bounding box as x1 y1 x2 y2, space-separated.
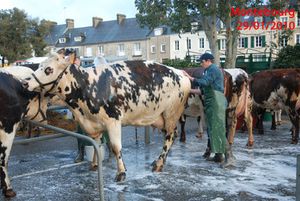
297 155 300 201
144 126 150 144
25 120 105 201
14 133 66 145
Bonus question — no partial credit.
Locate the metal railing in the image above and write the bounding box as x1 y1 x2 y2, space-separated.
15 105 152 201
17 120 105 201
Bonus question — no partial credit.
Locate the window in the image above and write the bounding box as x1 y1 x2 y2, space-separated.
296 34 300 44
161 44 166 53
117 44 125 56
151 45 156 53
199 38 205 49
133 43 142 56
220 39 226 50
154 28 164 36
175 40 180 51
134 43 141 51
280 17 288 23
98 45 104 55
251 35 265 48
74 36 82 42
220 21 225 29
58 38 66 43
253 54 266 62
255 36 263 47
280 36 288 47
187 39 191 49
238 37 248 48
86 47 92 57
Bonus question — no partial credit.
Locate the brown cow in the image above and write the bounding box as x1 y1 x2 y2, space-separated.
250 68 300 144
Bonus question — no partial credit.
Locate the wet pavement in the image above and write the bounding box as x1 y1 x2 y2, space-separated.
6 117 299 201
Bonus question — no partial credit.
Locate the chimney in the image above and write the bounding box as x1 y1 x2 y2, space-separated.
66 19 74 29
117 14 126 24
92 17 103 28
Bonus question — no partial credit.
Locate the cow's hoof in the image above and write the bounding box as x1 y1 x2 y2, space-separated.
246 141 254 148
115 172 126 182
179 137 186 143
195 132 203 139
151 160 163 172
89 164 98 171
3 189 16 198
291 139 298 144
221 158 235 168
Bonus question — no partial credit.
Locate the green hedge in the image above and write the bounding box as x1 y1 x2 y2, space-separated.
273 44 300 68
162 58 199 69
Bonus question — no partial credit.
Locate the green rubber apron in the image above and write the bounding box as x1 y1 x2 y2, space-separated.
203 86 227 154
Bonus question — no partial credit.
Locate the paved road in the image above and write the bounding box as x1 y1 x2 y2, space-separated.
7 117 299 201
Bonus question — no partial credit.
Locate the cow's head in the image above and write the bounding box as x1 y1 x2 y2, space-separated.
22 52 75 93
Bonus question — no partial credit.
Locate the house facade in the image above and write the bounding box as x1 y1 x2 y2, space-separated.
47 15 150 62
44 11 300 65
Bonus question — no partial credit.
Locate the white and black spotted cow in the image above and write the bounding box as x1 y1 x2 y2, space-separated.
179 67 205 142
22 53 191 182
0 67 49 198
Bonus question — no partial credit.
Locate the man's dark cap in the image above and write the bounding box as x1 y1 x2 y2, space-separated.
198 53 214 61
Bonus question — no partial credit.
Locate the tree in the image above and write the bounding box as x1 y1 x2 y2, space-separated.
0 8 51 64
135 0 221 66
273 45 300 68
135 0 266 68
0 8 31 63
29 19 53 57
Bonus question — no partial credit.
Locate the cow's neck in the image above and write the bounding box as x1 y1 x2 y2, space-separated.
56 64 115 117
56 65 86 104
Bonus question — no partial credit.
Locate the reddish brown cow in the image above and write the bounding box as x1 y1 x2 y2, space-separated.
250 68 300 144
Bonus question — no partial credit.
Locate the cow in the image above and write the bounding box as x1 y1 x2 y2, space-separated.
250 68 300 144
179 67 205 142
179 95 205 142
224 68 253 148
180 68 253 150
0 67 50 197
22 53 191 182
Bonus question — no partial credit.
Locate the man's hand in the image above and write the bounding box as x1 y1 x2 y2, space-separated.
182 70 194 81
190 89 201 95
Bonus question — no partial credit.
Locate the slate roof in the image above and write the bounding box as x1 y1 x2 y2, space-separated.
44 24 67 46
54 18 153 47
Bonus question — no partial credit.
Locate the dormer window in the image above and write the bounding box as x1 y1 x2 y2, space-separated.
74 36 82 42
58 38 66 43
191 22 198 33
154 28 164 36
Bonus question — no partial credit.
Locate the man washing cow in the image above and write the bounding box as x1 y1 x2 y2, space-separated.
183 53 234 167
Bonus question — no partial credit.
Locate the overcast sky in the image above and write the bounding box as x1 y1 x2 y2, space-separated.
1 0 138 27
